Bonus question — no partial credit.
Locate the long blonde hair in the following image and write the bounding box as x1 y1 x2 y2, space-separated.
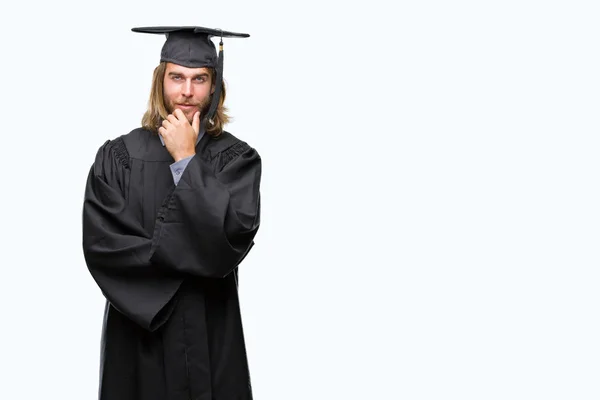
141 62 230 137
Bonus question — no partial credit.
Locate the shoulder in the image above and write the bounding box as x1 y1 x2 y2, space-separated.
97 127 148 151
205 130 259 159
93 127 152 171
93 138 126 167
120 127 157 158
99 127 167 162
204 130 260 171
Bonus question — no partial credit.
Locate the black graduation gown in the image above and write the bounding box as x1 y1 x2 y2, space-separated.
82 127 261 400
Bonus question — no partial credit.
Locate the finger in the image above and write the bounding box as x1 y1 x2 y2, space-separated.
192 111 200 135
161 119 170 127
167 114 178 124
173 108 187 122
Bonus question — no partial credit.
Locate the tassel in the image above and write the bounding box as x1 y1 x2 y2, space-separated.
199 33 224 140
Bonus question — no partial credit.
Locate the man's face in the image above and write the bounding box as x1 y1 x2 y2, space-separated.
163 62 213 124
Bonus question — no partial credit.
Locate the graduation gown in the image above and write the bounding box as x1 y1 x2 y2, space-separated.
82 127 261 400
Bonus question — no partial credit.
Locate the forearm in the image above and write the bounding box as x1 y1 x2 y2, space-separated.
150 153 261 278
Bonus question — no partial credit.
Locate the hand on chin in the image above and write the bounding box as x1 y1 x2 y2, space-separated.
174 105 196 122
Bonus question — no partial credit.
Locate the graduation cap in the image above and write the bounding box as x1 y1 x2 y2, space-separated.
132 26 250 138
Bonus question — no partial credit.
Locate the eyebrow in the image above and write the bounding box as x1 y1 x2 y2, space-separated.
168 72 209 79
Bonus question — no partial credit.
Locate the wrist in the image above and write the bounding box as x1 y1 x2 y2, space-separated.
173 151 195 163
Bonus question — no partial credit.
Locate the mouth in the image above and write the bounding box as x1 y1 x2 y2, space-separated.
177 104 197 110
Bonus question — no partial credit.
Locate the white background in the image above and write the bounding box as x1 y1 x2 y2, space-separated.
0 0 599 399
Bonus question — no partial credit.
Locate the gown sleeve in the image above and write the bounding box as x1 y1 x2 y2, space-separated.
149 141 262 278
82 139 183 332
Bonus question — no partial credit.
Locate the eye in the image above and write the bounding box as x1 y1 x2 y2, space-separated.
195 76 206 82
172 75 182 81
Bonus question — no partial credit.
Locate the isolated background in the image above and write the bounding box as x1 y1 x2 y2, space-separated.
1 0 599 399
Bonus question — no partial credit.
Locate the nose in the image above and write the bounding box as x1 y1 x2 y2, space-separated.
182 79 193 97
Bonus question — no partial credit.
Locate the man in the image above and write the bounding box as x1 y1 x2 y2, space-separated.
82 26 261 400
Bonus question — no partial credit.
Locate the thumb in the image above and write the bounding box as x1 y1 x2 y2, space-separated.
192 111 200 135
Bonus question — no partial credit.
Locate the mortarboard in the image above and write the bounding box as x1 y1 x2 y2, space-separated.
131 26 250 139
